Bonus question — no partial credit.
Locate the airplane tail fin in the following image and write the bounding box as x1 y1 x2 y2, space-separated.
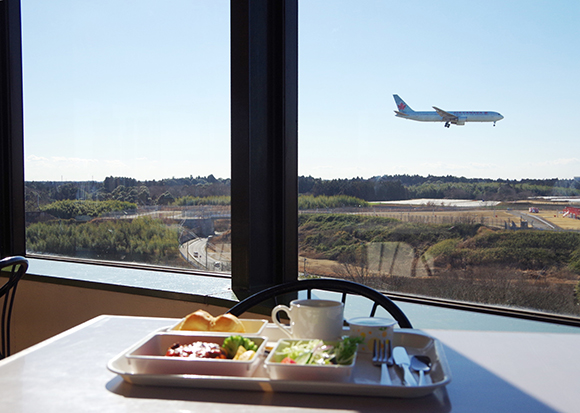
393 94 414 114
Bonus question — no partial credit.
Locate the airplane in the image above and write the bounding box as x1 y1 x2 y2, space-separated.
393 94 504 128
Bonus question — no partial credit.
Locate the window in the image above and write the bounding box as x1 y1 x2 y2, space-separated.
21 1 232 273
3 0 580 326
297 1 580 320
2 0 298 299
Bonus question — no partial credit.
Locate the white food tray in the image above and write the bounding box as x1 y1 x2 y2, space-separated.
107 326 451 398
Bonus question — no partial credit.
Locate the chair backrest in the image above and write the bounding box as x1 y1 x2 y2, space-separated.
0 256 28 359
227 278 412 328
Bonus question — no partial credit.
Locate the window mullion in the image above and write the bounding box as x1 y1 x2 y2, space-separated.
230 0 298 298
0 0 26 258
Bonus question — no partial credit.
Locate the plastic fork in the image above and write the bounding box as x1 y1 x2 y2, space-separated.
372 339 392 385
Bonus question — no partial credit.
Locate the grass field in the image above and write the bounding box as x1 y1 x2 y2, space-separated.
358 208 515 229
365 201 580 231
535 210 580 231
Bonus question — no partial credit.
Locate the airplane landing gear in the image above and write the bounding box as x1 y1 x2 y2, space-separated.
493 121 496 127
444 122 450 128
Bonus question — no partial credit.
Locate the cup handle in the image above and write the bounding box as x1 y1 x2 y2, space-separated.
271 305 293 338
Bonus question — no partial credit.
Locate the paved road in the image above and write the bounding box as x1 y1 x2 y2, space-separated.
507 211 560 230
181 238 230 272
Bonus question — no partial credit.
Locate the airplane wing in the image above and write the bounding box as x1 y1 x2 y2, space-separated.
432 106 457 121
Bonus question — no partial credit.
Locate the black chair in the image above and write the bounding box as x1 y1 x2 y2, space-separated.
227 278 412 328
0 256 28 359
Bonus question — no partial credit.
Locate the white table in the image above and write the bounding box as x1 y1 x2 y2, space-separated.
0 315 578 412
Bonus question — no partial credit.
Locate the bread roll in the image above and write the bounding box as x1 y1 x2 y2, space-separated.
174 309 214 331
210 313 245 333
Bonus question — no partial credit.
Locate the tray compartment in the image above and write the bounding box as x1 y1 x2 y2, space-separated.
264 339 356 382
125 332 267 376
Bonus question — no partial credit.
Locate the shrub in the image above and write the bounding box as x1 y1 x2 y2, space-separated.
174 196 231 206
26 217 179 263
40 200 136 219
569 248 580 274
425 238 462 266
298 195 369 210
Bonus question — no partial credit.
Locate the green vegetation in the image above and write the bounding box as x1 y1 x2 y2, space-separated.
174 196 231 206
298 195 369 209
569 247 580 274
27 174 580 212
431 228 580 273
162 194 369 208
222 336 259 358
300 214 580 315
300 214 580 274
23 175 580 315
40 200 137 219
406 181 580 201
383 266 579 315
25 175 231 211
298 175 580 202
26 217 179 263
300 214 478 262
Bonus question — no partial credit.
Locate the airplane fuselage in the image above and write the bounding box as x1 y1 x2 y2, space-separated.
393 95 504 127
395 110 504 124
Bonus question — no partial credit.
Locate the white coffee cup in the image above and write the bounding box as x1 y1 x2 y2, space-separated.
271 299 344 341
348 317 396 353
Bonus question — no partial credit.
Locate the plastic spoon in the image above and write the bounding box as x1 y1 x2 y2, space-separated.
410 355 431 386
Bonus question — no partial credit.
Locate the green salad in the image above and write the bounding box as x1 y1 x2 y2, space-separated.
275 336 362 366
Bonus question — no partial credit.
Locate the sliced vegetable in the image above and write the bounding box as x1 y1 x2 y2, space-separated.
294 352 312 365
334 336 363 365
222 335 259 358
232 345 247 360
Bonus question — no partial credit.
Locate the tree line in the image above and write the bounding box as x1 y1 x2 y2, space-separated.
25 174 580 212
25 175 231 210
298 175 580 202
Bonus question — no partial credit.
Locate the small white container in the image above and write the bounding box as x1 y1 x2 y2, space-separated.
264 339 356 382
239 319 269 335
125 332 267 376
348 317 396 353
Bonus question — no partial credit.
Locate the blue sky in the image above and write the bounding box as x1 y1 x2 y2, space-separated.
22 1 580 182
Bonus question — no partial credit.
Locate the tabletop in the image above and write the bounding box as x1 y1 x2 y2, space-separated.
0 314 578 412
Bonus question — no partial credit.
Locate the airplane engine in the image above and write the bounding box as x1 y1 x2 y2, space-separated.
456 116 467 125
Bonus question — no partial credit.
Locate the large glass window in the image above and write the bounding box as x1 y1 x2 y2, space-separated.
298 1 580 317
13 0 580 322
22 1 232 273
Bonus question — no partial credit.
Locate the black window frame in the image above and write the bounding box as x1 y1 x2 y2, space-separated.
0 0 26 258
230 0 298 298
